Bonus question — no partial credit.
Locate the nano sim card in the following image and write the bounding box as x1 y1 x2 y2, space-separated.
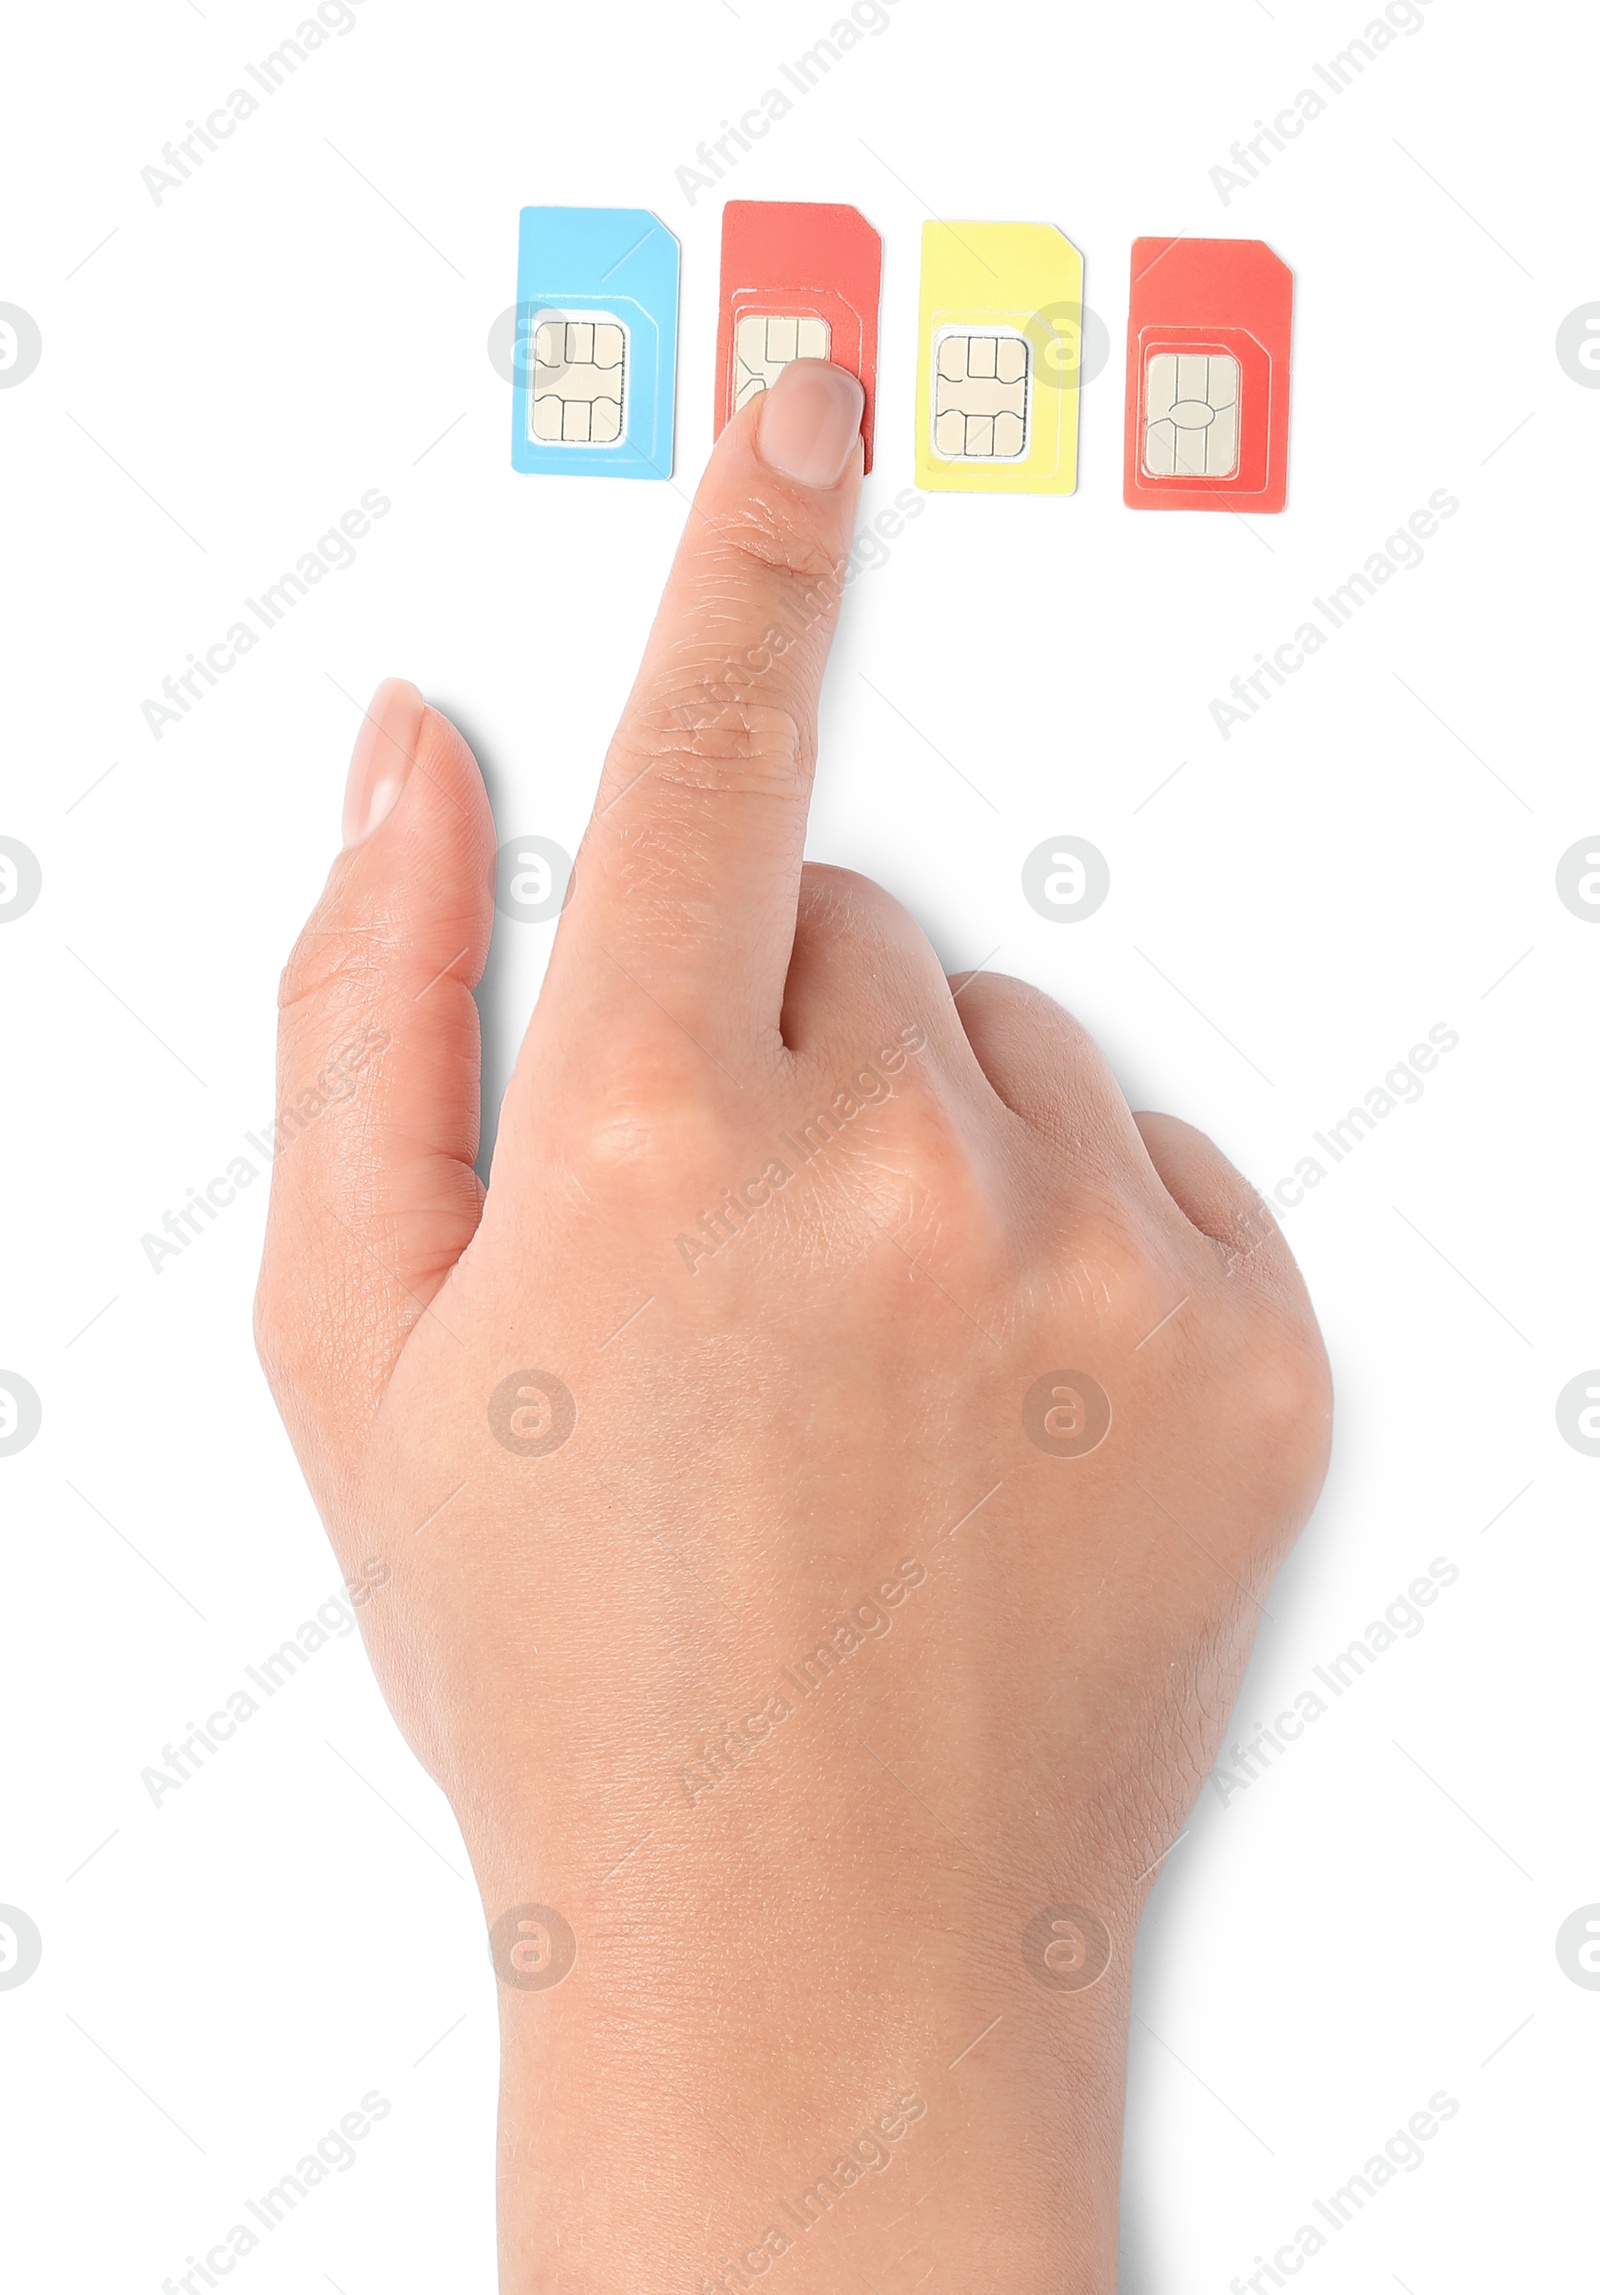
1123 237 1292 512
916 222 1085 494
716 201 881 470
511 207 678 479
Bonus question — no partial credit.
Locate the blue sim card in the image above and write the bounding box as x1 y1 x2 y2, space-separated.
511 208 679 479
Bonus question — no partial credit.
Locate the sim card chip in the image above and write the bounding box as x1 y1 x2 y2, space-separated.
734 314 832 409
532 314 628 445
1142 352 1239 478
933 329 1030 460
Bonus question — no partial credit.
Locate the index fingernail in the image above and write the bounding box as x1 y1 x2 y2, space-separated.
755 360 864 489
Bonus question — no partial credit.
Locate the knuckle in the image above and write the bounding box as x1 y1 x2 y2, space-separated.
873 1072 976 1195
693 501 848 597
796 861 905 932
963 972 1098 1065
1044 1197 1179 1336
955 968 1065 1026
252 1273 302 1405
605 699 806 803
552 1041 758 1190
1242 1313 1333 1455
1063 1203 1331 1458
277 911 390 1020
846 1072 1017 1288
565 1094 712 1181
792 865 939 983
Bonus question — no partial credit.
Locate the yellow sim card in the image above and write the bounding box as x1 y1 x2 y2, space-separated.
915 221 1085 494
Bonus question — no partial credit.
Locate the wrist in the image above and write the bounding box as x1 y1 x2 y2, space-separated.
476 1835 1132 2294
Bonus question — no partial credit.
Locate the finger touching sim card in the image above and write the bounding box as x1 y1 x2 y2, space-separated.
715 200 882 469
915 221 1087 495
511 207 680 480
1123 236 1293 513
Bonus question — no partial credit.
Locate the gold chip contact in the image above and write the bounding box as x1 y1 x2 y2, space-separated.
531 314 628 445
733 313 833 410
932 331 1031 460
1142 352 1240 479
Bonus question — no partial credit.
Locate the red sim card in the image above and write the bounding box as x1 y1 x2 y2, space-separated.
716 200 881 471
1124 237 1293 513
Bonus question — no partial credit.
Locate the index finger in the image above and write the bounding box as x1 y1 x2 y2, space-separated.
544 358 866 1064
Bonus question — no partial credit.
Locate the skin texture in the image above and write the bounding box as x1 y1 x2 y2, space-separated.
255 360 1332 2294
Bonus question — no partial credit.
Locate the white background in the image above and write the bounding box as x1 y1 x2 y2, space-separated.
1 0 1593 2287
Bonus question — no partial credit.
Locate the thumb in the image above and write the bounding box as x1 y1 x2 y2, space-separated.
255 679 496 1462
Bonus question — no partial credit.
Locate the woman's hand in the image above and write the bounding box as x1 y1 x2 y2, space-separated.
255 358 1330 2294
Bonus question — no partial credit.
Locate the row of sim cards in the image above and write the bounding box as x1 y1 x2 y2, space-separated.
510 202 1292 512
